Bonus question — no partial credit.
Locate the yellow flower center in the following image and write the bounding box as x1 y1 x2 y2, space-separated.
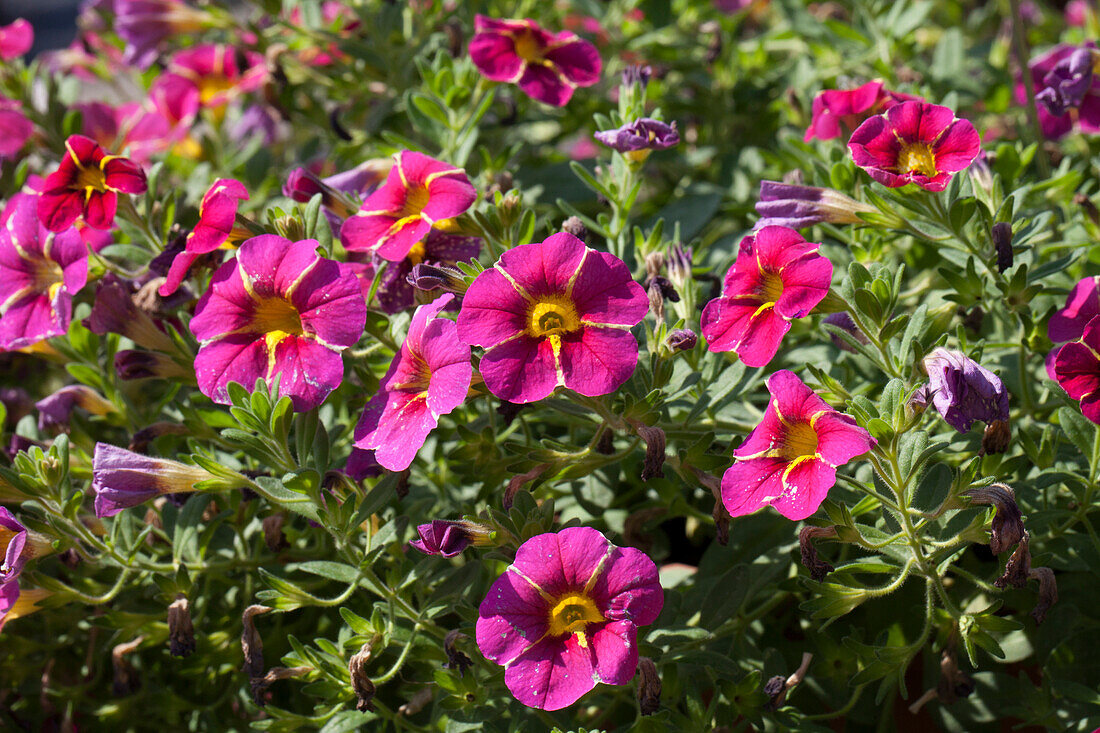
547 593 606 637
758 271 784 304
406 240 427 265
0 525 16 557
781 421 819 461
33 257 63 296
198 74 235 106
252 296 304 339
74 164 107 194
527 296 581 338
897 142 937 177
399 184 431 219
513 30 543 63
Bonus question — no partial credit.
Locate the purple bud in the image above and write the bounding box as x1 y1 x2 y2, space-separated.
755 180 876 230
922 348 1009 433
992 222 1013 273
1036 46 1097 116
36 385 115 432
91 443 223 518
408 520 493 557
84 275 178 353
621 65 652 89
823 312 869 352
406 263 468 295
666 328 698 352
114 350 189 380
666 244 694 291
595 118 680 155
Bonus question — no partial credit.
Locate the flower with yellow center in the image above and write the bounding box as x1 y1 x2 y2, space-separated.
527 295 582 339
512 29 543 63
896 142 937 177
547 593 606 640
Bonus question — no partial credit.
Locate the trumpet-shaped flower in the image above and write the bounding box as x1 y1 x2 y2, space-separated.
722 370 875 521
353 294 472 470
114 0 214 69
1054 315 1100 424
804 81 916 142
159 178 251 296
91 442 220 517
754 180 877 231
457 232 649 403
700 226 831 368
340 151 475 261
469 15 601 107
190 235 366 411
0 193 88 350
476 526 663 710
410 519 493 557
848 101 981 192
37 134 148 231
0 508 51 583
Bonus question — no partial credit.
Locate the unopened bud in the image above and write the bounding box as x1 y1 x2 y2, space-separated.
349 642 376 712
991 222 1013 273
823 312 869 352
406 263 467 295
167 594 195 657
981 419 1011 456
963 483 1025 554
799 526 838 582
562 216 588 243
645 251 666 281
1075 193 1100 226
263 514 288 552
666 328 698 352
443 630 473 675
637 657 661 715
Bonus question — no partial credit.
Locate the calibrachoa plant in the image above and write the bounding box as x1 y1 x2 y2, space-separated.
1 2 1099 731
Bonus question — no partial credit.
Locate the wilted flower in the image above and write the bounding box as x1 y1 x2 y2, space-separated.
992 222 1013 273
476 526 663 710
721 370 875 521
85 274 178 354
151 44 267 125
348 642 376 712
754 180 877 230
373 231 481 313
848 101 981 192
667 328 697 352
1054 315 1100 423
1035 44 1098 117
37 134 147 231
457 232 649 403
0 18 33 60
594 118 679 161
1 507 52 583
804 81 916 142
701 226 832 368
407 263 468 296
113 0 213 69
799 525 838 581
0 583 49 632
468 16 601 107
354 294 472 470
409 519 493 557
0 193 88 350
166 594 195 657
160 178 251 296
921 348 1010 433
35 385 116 431
91 442 222 517
340 151 476 262
637 656 661 715
191 235 366 411
964 484 1025 555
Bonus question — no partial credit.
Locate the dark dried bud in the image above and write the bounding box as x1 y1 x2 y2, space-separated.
666 328 698 352
496 399 525 425
637 657 661 715
443 18 464 57
763 675 788 711
1075 193 1100 226
961 305 984 335
115 350 189 380
964 483 1025 554
981 419 1011 456
111 637 143 697
799 526 838 582
713 497 730 546
595 428 615 454
407 263 467 295
645 251 666 281
992 222 1013 273
395 468 411 500
349 642 376 712
263 514 289 552
1028 566 1058 625
251 666 310 705
167 594 195 657
562 216 588 243
629 421 666 481
995 530 1031 589
504 464 549 509
443 630 473 675
241 605 272 681
128 422 189 452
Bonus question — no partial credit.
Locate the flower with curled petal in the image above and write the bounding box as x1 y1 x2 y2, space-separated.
37 134 147 231
804 81 917 142
159 178 251 296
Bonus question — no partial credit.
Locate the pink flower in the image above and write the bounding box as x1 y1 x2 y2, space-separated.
700 226 832 368
476 526 663 710
848 101 982 192
0 194 88 350
457 232 649 403
1054 315 1100 424
1066 0 1088 26
77 101 183 166
722 370 875 521
353 294 472 470
37 134 148 231
151 44 267 125
340 151 475 261
1018 44 1100 139
190 235 366 411
114 0 214 69
1046 276 1100 379
0 19 33 60
469 15 601 107
0 98 32 161
373 230 481 313
804 81 917 142
160 178 251 296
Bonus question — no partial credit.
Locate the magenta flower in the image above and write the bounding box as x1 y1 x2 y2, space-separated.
410 519 493 558
1047 276 1100 378
469 15 601 107
804 81 917 142
160 178 251 297
0 508 50 583
0 583 49 633
476 526 663 711
0 193 88 350
0 19 32 60
848 101 981 192
285 159 392 235
1019 44 1100 139
150 44 267 125
457 232 649 403
1054 315 1100 424
0 99 33 161
190 235 367 411
353 294 472 470
374 231 481 314
700 226 832 368
37 134 148 232
92 442 218 517
722 370 875 521
113 0 213 70
340 151 475 262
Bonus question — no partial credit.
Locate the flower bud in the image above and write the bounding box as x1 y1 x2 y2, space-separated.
443 629 473 675
963 483 1025 554
645 251 666 282
621 64 652 89
167 594 195 657
665 244 693 292
348 641 376 712
85 274 178 354
992 222 1013 273
284 167 355 219
666 328 698 352
562 216 588 243
799 526 838 582
755 180 877 230
406 263 468 295
409 520 494 557
822 312 868 352
92 443 238 518
250 666 311 706
981 418 1011 455
637 657 661 715
114 350 190 380
36 385 116 432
